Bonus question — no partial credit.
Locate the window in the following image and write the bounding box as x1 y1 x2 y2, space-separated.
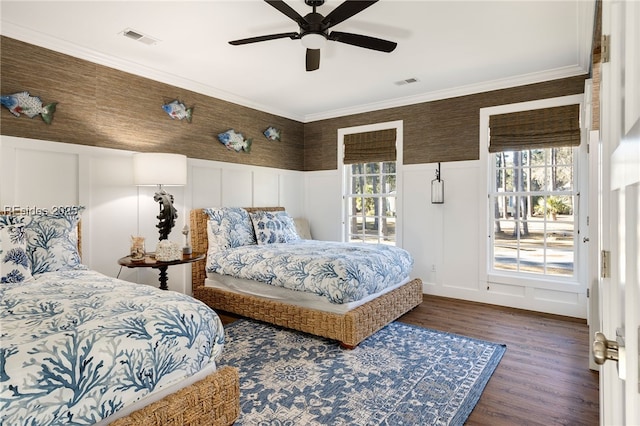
340 122 401 246
345 161 396 244
488 103 581 279
491 146 577 276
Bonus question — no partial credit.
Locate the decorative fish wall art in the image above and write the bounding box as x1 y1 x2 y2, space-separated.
162 100 193 122
218 129 252 153
263 126 282 141
1 91 57 124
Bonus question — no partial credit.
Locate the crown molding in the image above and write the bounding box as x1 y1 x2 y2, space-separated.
1 22 306 122
302 65 589 122
2 20 591 125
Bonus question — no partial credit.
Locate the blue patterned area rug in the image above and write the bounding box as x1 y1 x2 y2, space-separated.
218 319 506 426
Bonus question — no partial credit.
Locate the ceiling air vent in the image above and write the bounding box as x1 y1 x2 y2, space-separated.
121 28 159 45
395 78 419 86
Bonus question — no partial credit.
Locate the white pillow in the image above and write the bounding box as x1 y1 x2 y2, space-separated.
293 218 312 240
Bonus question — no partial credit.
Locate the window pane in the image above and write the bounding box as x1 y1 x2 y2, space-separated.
382 162 396 173
348 215 363 235
530 167 547 191
491 146 577 278
503 152 514 168
365 176 380 194
351 176 364 194
382 175 396 193
382 197 396 216
345 161 397 245
554 147 573 165
365 163 380 174
553 166 573 190
530 149 546 166
503 169 514 192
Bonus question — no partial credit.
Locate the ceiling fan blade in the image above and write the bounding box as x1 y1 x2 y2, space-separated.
321 0 378 29
265 0 309 30
306 49 320 72
328 31 396 52
229 32 299 45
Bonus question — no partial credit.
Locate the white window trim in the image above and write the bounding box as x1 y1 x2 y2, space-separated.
478 94 587 292
338 120 403 246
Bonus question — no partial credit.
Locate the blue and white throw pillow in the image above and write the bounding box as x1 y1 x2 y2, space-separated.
204 207 256 252
250 210 301 245
24 207 87 277
0 215 32 284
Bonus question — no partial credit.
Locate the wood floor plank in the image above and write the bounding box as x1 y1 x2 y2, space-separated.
219 295 600 425
399 295 599 426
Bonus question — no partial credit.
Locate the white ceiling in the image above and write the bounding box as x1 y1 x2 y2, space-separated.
1 0 596 122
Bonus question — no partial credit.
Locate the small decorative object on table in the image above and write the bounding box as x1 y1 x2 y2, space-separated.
130 236 146 261
1 91 57 124
182 224 192 255
263 126 281 141
217 129 252 152
155 240 182 261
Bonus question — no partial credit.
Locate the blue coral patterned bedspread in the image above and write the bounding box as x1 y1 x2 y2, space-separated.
1 269 225 426
207 240 413 304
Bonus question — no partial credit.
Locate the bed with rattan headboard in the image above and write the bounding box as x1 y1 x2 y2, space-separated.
190 207 423 348
1 209 240 426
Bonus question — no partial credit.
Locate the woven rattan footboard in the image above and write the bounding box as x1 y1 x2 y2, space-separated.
190 208 423 348
110 366 239 426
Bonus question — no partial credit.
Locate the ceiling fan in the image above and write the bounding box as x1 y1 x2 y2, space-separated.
229 0 397 72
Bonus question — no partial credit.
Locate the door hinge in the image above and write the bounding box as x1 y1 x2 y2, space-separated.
601 250 611 278
602 35 610 63
587 288 590 298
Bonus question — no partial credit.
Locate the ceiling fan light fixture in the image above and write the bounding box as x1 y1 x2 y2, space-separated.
301 33 327 49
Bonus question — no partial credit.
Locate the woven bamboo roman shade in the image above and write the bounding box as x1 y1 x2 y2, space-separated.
489 104 580 153
343 128 396 164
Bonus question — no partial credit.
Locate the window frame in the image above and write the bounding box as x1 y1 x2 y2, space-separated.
338 120 404 246
344 161 397 244
489 146 579 279
478 95 587 295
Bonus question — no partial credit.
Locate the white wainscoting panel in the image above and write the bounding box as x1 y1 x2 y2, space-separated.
441 163 481 291
190 165 222 208
1 136 305 296
14 149 79 207
303 170 342 242
401 167 442 286
221 168 252 207
252 170 279 207
279 172 304 218
86 154 137 278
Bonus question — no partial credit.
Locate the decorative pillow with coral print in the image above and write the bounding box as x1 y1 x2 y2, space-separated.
204 207 256 253
0 215 32 284
249 210 301 245
23 207 87 277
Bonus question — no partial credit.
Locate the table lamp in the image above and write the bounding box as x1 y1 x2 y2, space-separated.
133 153 187 240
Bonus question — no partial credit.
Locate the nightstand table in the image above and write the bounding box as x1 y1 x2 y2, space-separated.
118 252 205 290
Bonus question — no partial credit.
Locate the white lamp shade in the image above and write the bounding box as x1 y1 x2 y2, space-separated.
133 153 187 186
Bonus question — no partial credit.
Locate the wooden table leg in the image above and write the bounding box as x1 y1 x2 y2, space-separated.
157 265 169 290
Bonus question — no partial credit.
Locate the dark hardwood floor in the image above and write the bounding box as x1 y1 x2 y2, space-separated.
399 295 600 426
219 295 600 425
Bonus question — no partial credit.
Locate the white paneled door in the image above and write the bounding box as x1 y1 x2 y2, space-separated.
597 0 640 424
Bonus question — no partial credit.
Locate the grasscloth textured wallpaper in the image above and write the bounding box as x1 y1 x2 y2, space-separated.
1 36 586 171
303 75 587 170
0 36 304 171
